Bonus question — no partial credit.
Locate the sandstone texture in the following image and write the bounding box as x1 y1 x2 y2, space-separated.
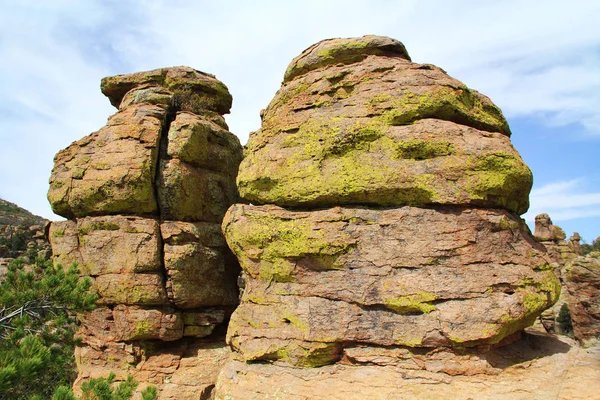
564 253 600 345
43 39 598 399
211 34 588 400
75 336 229 400
221 36 557 379
215 332 600 400
48 66 241 221
224 205 558 366
47 66 242 398
161 221 239 308
238 36 531 214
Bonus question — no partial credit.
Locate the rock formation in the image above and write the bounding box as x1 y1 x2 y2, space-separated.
215 36 564 398
534 213 577 262
47 66 242 398
531 214 600 344
43 38 600 399
563 252 600 346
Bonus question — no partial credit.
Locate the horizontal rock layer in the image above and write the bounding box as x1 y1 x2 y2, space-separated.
239 118 531 214
78 306 226 343
49 216 239 308
100 66 232 113
223 204 559 365
284 35 411 82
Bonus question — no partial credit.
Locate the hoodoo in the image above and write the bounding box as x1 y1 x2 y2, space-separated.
215 36 566 398
48 66 242 398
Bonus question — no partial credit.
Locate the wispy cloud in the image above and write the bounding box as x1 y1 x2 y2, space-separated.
524 178 600 224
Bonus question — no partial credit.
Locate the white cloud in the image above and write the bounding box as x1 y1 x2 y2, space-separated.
0 0 599 221
524 178 600 224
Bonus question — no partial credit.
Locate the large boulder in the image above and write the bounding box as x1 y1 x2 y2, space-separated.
218 36 558 384
158 112 242 222
237 36 531 214
48 104 165 218
224 204 559 365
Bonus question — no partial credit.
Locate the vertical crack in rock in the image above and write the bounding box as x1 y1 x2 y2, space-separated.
154 104 177 300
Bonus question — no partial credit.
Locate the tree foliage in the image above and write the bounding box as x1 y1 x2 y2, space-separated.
580 236 600 256
0 256 96 399
0 255 158 399
49 373 158 400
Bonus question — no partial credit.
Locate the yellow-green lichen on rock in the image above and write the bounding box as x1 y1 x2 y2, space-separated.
101 66 232 113
237 35 531 213
238 118 532 214
284 35 411 82
223 203 560 364
223 204 356 282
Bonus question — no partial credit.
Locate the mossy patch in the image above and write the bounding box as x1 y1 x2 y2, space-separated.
52 229 65 237
395 139 455 160
226 212 356 282
135 320 151 337
78 221 120 235
465 151 533 214
370 87 510 135
274 342 341 367
384 292 438 314
239 118 438 207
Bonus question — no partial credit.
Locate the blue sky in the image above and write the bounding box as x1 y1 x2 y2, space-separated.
1 0 599 242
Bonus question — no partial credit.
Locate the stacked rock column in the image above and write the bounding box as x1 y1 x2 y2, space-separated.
533 214 600 343
47 67 242 398
216 36 560 396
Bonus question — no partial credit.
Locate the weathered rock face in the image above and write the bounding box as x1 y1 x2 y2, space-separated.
221 36 556 377
224 205 558 365
48 104 165 218
161 221 239 308
238 36 532 214
564 253 600 345
531 214 587 337
48 66 241 221
47 66 242 398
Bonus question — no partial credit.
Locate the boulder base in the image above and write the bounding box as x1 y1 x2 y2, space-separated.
214 333 600 400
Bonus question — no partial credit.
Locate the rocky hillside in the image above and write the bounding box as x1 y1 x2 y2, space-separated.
0 198 49 261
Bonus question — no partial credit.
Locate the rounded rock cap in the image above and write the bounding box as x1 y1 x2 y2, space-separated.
101 66 232 114
284 35 411 82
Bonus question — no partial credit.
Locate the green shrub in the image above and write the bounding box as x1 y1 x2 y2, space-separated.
557 303 573 335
